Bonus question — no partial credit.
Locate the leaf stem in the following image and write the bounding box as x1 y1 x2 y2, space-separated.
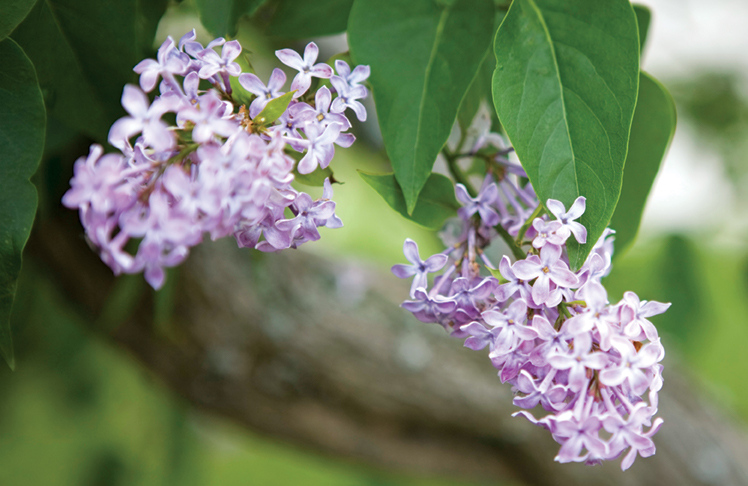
515 204 545 245
494 223 526 261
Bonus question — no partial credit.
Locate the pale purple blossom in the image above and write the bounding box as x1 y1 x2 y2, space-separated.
512 244 579 306
334 60 370 89
546 196 587 244
455 180 500 226
275 42 333 98
391 239 448 298
239 68 287 118
330 76 368 121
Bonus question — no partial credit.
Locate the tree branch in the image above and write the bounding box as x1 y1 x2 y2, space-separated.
28 211 748 486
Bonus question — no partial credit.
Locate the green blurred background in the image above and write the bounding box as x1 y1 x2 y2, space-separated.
5 0 748 485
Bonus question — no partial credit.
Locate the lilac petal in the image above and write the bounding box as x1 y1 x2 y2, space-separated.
275 48 304 70
621 447 639 471
550 265 579 288
145 265 166 290
316 86 332 111
238 73 265 94
318 122 342 145
531 275 551 305
402 238 420 264
335 132 356 147
584 352 607 369
222 40 242 61
334 59 351 77
461 322 491 350
641 301 672 317
108 117 142 150
349 100 367 122
296 150 317 174
310 63 333 78
349 64 370 84
567 196 586 219
599 367 627 387
423 253 448 272
512 258 541 280
568 221 587 244
290 73 312 98
454 184 472 206
303 42 319 64
121 85 149 118
268 68 287 90
545 199 566 219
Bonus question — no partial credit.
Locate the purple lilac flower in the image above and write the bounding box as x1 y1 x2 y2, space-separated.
512 244 579 306
275 42 333 98
334 60 370 89
391 239 448 298
329 76 368 122
455 180 500 227
238 68 287 118
546 196 587 244
134 37 189 93
108 85 179 152
295 122 342 174
64 32 372 289
482 299 538 354
392 109 670 470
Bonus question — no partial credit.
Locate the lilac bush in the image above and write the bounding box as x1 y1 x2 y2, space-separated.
392 116 669 470
63 32 369 289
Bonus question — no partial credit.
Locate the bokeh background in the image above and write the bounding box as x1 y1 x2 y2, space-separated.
4 0 748 484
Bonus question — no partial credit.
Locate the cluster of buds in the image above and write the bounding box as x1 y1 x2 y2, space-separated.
63 32 369 289
392 114 668 470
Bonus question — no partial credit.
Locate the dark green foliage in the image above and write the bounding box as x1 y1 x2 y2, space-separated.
0 38 46 369
349 0 495 214
195 0 267 38
268 0 353 39
609 72 676 256
0 0 36 40
11 0 168 141
633 4 651 53
359 171 459 230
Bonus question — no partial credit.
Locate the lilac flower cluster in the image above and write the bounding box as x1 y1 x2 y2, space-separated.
63 32 369 289
392 126 669 470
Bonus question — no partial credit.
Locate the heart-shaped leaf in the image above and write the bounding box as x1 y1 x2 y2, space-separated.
349 0 495 214
492 0 640 269
0 38 46 369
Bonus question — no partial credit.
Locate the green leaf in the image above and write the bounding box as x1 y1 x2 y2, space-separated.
0 38 46 370
609 72 676 256
457 10 505 132
633 4 651 54
359 171 459 230
0 0 36 41
349 0 495 214
11 0 168 140
492 0 640 269
254 91 295 125
268 0 353 38
294 166 336 187
195 0 266 38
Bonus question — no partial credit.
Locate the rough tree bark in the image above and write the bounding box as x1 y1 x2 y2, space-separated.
29 210 748 486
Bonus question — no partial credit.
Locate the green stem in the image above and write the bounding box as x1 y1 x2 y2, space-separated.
495 224 526 261
515 204 545 245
